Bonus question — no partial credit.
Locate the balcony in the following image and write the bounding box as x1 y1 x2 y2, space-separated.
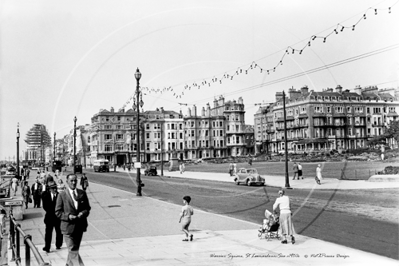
371 123 383 127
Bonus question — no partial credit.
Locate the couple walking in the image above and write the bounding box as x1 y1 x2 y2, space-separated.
292 162 303 180
40 174 91 266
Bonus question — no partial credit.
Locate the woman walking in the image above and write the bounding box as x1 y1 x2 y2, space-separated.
179 195 194 242
22 181 31 209
273 188 295 244
316 164 322 185
80 173 89 191
11 176 18 196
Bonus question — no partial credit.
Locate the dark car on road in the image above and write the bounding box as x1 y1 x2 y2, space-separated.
144 166 158 176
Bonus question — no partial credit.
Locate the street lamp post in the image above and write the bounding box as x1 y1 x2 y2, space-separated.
54 132 56 161
73 116 77 174
283 91 291 189
16 123 20 178
135 68 143 196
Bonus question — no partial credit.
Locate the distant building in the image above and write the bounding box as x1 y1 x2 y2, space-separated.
25 124 52 165
254 85 399 154
82 96 249 165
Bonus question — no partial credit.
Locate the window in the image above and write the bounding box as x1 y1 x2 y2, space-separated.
105 134 112 140
116 144 123 151
146 133 150 139
335 106 343 113
104 125 112 129
116 134 123 140
146 124 150 130
146 143 150 151
346 106 351 113
348 117 352 125
105 145 112 151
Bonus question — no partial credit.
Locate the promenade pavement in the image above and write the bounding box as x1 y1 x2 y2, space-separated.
10 169 398 266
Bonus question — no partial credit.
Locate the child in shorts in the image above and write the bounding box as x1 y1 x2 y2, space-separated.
179 195 194 241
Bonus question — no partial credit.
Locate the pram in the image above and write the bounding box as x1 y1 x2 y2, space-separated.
258 210 280 240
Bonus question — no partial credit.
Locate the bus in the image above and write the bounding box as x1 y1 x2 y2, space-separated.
93 159 110 172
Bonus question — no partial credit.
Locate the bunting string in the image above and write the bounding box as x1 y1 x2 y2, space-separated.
120 1 397 110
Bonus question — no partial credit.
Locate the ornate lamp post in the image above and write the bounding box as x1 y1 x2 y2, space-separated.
73 116 77 174
283 91 291 189
134 68 143 196
54 132 56 161
16 123 20 178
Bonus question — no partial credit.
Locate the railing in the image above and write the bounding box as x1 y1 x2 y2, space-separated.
9 210 51 266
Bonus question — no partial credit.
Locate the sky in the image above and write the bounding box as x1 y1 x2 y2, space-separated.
1 0 398 160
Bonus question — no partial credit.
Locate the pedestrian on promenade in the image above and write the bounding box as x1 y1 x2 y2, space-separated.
229 163 233 176
42 181 63 253
11 176 18 196
80 174 89 191
21 168 25 181
298 163 303 179
233 163 237 176
0 209 6 255
22 181 31 209
179 163 185 174
315 164 322 185
179 195 194 242
57 179 66 193
26 168 30 179
55 174 91 266
292 162 299 180
273 188 295 244
380 145 385 160
31 178 43 208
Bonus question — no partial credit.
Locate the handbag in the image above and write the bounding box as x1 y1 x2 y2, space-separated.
28 197 32 203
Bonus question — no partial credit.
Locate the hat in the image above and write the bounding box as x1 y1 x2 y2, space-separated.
47 181 57 189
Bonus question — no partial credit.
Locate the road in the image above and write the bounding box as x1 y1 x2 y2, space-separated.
84 169 398 260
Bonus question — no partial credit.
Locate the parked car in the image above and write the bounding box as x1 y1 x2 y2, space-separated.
233 168 265 186
144 166 158 176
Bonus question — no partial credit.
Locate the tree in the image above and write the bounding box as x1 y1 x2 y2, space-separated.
367 120 399 147
385 120 399 143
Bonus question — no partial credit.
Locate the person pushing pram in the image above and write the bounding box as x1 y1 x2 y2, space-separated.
258 209 280 240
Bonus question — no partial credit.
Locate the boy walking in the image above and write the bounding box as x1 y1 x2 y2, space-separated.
179 196 194 242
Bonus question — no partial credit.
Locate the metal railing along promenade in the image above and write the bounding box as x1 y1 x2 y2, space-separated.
8 210 51 266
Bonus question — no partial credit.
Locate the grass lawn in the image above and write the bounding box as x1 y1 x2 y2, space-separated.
184 160 399 180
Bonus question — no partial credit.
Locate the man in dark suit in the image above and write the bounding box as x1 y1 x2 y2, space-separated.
31 178 42 208
55 174 91 266
42 181 63 253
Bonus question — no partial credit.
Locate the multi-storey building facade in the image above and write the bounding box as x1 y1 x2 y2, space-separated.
70 96 250 166
254 85 399 154
88 107 143 166
184 96 248 160
144 108 184 162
